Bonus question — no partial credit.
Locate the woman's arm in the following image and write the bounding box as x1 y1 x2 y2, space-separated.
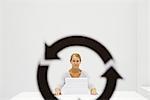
54 72 68 95
83 71 98 95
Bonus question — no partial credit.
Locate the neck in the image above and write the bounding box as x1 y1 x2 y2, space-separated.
69 68 81 78
70 67 81 73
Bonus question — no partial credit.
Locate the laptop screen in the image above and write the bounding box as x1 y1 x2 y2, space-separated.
65 78 88 88
61 78 90 95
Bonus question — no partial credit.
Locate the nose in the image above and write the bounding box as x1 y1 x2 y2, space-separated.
75 61 79 65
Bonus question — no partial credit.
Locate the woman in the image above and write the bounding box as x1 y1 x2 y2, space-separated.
55 53 97 95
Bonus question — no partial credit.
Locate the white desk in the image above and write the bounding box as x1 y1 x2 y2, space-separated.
10 91 148 100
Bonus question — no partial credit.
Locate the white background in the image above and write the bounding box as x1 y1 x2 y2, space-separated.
0 0 150 100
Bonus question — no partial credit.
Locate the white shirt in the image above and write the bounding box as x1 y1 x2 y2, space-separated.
58 70 94 90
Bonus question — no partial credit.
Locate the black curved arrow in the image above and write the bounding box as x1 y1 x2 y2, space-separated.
37 64 58 100
37 35 122 100
45 36 113 64
96 67 122 100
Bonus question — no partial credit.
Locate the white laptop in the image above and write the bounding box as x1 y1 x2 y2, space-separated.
61 78 90 95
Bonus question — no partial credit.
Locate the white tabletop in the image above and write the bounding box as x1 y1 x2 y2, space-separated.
10 91 148 100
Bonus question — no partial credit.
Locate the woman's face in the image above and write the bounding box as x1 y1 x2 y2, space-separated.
70 55 81 68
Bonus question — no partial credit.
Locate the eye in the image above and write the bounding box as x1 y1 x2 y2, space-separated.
77 60 79 62
73 60 75 62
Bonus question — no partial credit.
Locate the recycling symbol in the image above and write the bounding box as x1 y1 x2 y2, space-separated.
37 35 122 100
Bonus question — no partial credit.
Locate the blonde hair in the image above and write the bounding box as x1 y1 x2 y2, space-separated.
70 53 81 62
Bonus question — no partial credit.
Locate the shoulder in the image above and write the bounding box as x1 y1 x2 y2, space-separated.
80 70 89 77
62 71 70 78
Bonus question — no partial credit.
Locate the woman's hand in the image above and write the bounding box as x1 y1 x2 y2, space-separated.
90 88 97 95
54 88 61 95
